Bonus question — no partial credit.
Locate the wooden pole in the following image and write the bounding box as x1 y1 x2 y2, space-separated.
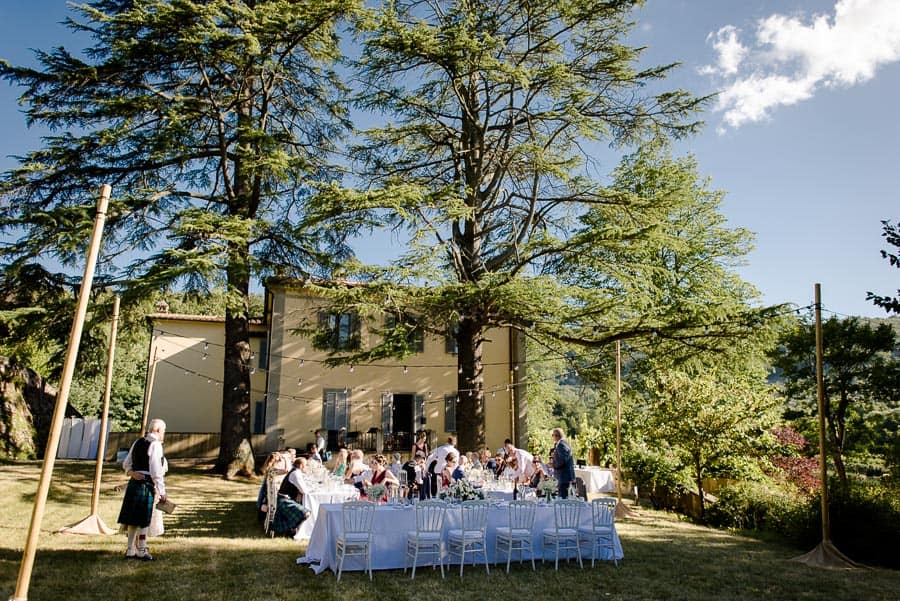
814 283 830 542
59 295 120 535
615 340 622 505
11 184 111 601
614 340 633 518
792 283 856 568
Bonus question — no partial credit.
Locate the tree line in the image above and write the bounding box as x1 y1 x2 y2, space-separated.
0 1 896 479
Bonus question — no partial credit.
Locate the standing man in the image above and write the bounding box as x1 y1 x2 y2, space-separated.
551 427 576 499
118 418 168 560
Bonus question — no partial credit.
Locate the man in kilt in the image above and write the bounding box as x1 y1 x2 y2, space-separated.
118 418 168 560
272 456 311 537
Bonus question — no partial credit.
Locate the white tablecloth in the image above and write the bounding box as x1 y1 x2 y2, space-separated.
300 501 623 574
574 467 616 494
294 485 360 540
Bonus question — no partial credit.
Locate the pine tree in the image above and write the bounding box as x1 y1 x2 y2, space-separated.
0 0 359 476
309 0 777 450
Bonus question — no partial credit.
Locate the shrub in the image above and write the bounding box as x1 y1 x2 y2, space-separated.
807 479 900 569
622 441 689 509
708 478 900 569
705 480 802 532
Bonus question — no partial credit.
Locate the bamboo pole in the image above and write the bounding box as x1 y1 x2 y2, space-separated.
792 283 856 568
614 340 633 518
814 284 830 542
59 295 120 535
11 184 111 601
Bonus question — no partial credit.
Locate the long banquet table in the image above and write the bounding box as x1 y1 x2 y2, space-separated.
293 484 360 540
299 500 623 574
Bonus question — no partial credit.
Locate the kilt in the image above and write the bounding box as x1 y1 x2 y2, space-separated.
117 478 155 528
272 497 309 535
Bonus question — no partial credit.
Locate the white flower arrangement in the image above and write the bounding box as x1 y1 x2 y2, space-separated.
538 477 558 499
439 479 485 502
366 483 387 502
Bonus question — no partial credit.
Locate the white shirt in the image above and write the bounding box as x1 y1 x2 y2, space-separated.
428 443 459 475
123 432 167 497
511 447 535 480
288 468 311 497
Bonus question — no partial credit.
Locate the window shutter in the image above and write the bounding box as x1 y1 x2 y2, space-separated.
381 393 393 433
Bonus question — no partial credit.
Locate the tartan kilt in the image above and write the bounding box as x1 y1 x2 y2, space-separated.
272 497 309 534
117 478 155 528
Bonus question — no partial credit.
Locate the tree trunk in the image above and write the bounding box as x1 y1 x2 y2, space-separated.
827 392 849 487
215 247 255 478
694 456 706 521
455 317 485 452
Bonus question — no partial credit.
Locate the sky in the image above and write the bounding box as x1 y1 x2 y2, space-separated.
0 0 897 318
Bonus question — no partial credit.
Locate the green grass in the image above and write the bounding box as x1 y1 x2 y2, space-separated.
1 460 898 601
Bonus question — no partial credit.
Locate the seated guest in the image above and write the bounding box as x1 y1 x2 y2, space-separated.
402 452 427 499
257 451 292 523
480 448 498 473
306 442 323 463
388 452 404 479
344 449 368 485
272 457 311 537
529 453 551 488
534 452 554 477
330 448 349 477
363 453 399 501
455 454 469 480
440 452 460 489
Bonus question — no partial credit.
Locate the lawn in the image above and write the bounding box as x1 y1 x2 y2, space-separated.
1 460 897 601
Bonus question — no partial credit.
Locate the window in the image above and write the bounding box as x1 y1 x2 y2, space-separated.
444 323 459 355
444 394 457 433
253 400 266 434
257 336 268 369
385 312 425 353
323 389 350 430
315 311 360 352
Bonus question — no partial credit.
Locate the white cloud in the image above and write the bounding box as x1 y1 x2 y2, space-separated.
699 25 747 76
705 0 900 129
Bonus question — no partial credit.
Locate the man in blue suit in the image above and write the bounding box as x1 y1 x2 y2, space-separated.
550 427 576 499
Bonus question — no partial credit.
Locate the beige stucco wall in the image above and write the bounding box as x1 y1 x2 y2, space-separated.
144 284 522 456
265 284 517 454
146 316 268 433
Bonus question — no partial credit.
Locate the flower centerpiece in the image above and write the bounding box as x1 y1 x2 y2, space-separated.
366 483 387 503
439 479 485 502
538 477 558 500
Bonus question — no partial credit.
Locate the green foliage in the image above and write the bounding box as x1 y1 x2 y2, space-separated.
705 480 805 533
622 440 690 509
312 0 773 450
867 219 900 314
771 315 898 484
0 0 360 471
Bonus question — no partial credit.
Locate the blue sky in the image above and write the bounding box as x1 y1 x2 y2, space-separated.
0 0 897 318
